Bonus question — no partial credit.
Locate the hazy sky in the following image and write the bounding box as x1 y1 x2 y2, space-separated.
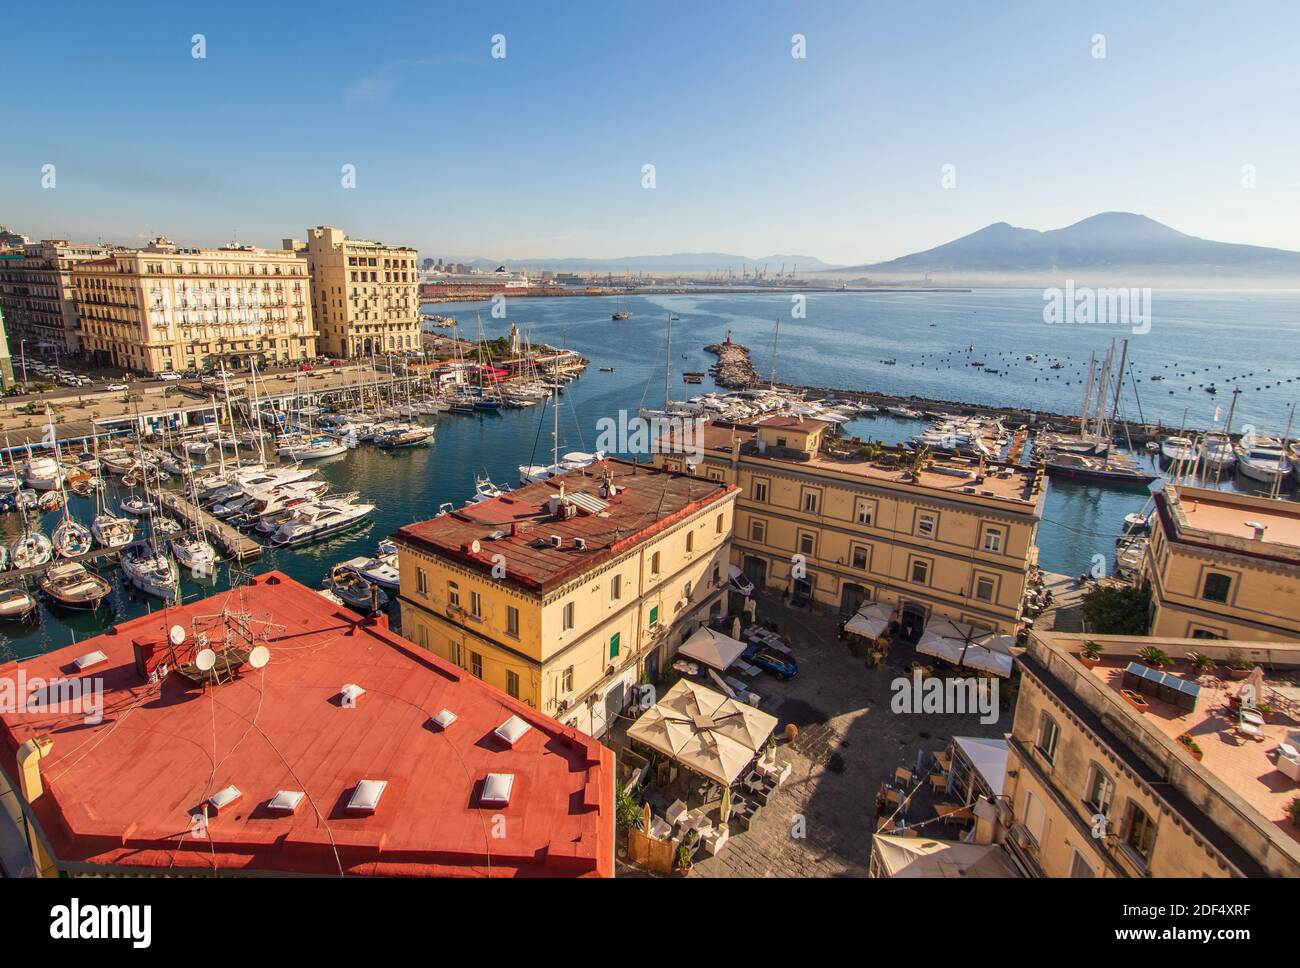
2 1 1297 265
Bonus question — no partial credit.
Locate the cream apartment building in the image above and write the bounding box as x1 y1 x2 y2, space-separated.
393 460 737 738
659 417 1045 637
286 226 420 359
0 240 116 355
71 238 317 374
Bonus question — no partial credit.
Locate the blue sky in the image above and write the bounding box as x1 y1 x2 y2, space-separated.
2 1 1297 264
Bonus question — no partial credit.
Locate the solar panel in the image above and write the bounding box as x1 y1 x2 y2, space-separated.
566 492 609 514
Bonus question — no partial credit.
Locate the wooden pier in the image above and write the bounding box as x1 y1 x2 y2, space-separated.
159 492 262 562
0 547 121 587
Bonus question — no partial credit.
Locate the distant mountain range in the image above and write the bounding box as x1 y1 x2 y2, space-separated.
427 253 842 274
831 213 1300 286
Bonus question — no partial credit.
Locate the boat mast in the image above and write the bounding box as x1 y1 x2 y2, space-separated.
771 319 780 389
664 313 672 411
1274 401 1295 500
1080 352 1097 439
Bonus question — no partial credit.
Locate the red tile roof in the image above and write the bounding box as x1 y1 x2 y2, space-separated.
396 458 736 594
0 572 613 877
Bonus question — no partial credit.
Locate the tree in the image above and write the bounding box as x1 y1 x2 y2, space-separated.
1081 584 1151 636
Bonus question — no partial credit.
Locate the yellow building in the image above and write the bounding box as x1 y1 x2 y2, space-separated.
0 240 116 355
393 460 737 738
998 630 1300 877
659 416 1044 637
286 226 420 359
71 237 317 374
1143 484 1300 641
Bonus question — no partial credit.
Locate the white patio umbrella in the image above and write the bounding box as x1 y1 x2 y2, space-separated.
916 617 1015 678
844 601 893 639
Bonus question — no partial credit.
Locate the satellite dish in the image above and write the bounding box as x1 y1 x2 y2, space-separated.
194 648 217 672
248 645 270 669
168 625 186 646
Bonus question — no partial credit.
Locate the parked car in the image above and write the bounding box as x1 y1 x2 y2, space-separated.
157 372 183 381
742 644 797 680
104 383 128 391
298 362 314 372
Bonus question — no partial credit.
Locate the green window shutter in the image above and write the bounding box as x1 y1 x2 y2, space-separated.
650 606 659 626
610 633 620 659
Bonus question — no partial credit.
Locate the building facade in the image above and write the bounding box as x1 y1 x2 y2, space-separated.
394 460 737 738
71 238 317 374
288 226 420 359
659 417 1045 637
996 630 1299 878
1143 484 1300 641
0 240 115 356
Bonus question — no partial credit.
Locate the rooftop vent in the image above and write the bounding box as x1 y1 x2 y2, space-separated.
494 714 532 747
209 785 242 813
480 773 515 806
548 535 563 548
1245 520 1267 540
340 683 366 705
73 649 108 671
431 709 458 729
266 790 305 814
347 779 387 813
573 537 587 550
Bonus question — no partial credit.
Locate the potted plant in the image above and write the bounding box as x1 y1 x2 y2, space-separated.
1136 646 1171 670
1288 797 1300 828
1079 640 1103 669
675 831 697 875
1120 688 1149 713
1223 650 1255 681
1177 733 1203 761
1256 702 1274 723
1186 651 1216 675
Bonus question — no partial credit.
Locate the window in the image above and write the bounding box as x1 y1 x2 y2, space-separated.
563 602 575 631
1191 628 1225 640
450 642 461 667
686 531 695 553
611 574 622 601
854 500 874 526
752 480 768 502
711 562 721 585
983 528 1003 553
1085 764 1114 817
416 568 427 596
1202 572 1231 604
649 605 660 627
1068 851 1096 879
715 513 724 534
470 651 483 679
1037 713 1060 762
975 576 995 602
469 590 481 618
917 513 936 537
417 624 429 650
910 559 929 585
506 605 519 638
852 546 869 570
799 532 815 556
506 670 520 699
651 551 661 575
750 520 766 543
1125 804 1157 864
560 666 574 693
684 580 692 599
802 490 819 513
609 633 620 660
447 581 460 608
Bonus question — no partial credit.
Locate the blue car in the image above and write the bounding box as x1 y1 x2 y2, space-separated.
743 644 797 680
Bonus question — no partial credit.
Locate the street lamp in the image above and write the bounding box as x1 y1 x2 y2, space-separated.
18 339 28 390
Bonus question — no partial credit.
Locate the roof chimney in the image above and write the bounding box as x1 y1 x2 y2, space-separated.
1245 520 1267 540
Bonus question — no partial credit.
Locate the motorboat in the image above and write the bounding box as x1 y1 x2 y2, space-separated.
1236 438 1292 485
120 543 180 600
467 474 509 504
277 436 349 460
92 513 136 549
23 454 65 491
52 518 93 558
40 562 111 610
121 496 152 516
98 449 140 476
1160 436 1199 463
375 426 434 449
326 563 388 611
341 554 400 592
0 587 37 621
268 499 375 547
10 531 54 570
0 468 19 495
1200 432 1236 472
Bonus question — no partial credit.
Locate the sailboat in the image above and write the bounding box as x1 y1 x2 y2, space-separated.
10 526 54 569
170 453 218 575
119 419 180 600
50 436 93 558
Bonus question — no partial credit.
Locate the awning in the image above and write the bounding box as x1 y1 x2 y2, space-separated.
916 617 1015 678
844 601 892 639
626 679 778 786
677 626 747 672
872 834 1018 878
952 736 1009 797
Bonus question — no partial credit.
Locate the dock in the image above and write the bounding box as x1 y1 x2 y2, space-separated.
0 547 122 587
159 492 262 562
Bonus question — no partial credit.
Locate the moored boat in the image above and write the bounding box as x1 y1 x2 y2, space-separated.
39 562 111 610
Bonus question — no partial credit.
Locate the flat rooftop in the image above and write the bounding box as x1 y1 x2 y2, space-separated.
0 572 612 877
1164 485 1300 552
1087 656 1300 847
396 459 735 594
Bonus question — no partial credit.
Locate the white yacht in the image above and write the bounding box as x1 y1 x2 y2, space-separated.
278 436 349 460
91 513 136 549
171 531 218 573
342 554 400 591
1236 439 1292 485
1200 432 1236 471
1160 436 1199 463
120 543 180 600
24 454 65 491
268 499 375 547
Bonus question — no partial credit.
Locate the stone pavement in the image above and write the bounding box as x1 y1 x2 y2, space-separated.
689 594 1011 878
